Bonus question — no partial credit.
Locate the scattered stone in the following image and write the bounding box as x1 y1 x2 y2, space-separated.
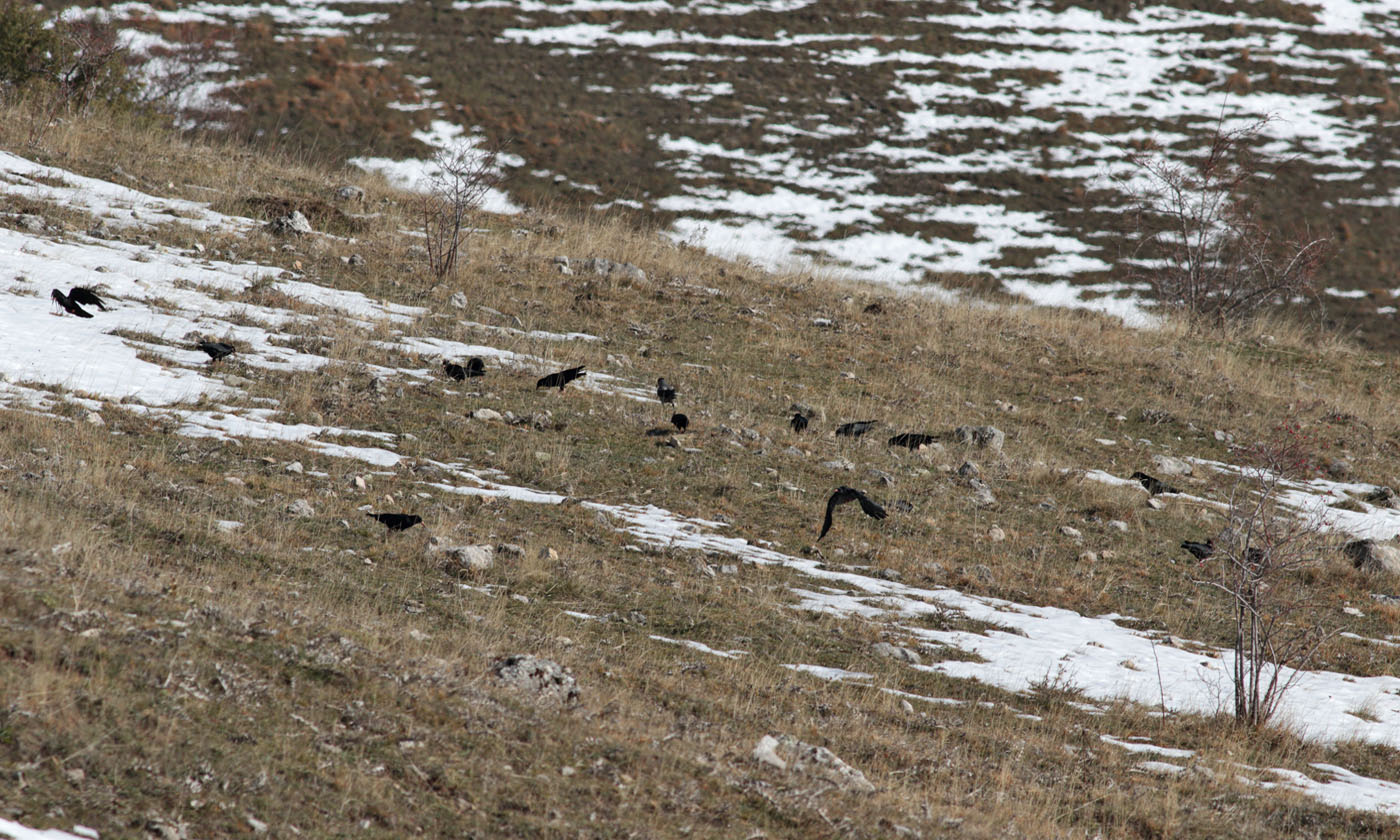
538 546 560 562
491 654 579 707
496 543 525 558
266 210 312 236
967 478 996 507
877 567 902 581
1327 459 1354 480
1058 525 1083 540
346 253 365 267
1140 408 1173 425
284 461 303 474
972 564 994 583
471 408 503 422
1365 486 1397 508
334 185 365 202
751 734 875 794
352 475 367 490
868 469 895 486
988 525 1006 542
1108 520 1129 533
957 461 980 478
215 520 243 533
449 292 467 309
1146 498 1165 510
84 411 104 426
1036 499 1057 512
955 425 1005 453
994 400 1017 413
720 563 739 575
1213 429 1233 443
1100 549 1117 560
16 213 45 232
436 543 495 575
286 498 314 517
1343 540 1400 576
871 642 921 664
789 402 825 422
1151 454 1192 476
822 458 855 472
1078 551 1098 563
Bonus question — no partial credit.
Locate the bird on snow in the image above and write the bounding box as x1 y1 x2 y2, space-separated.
1181 539 1214 561
50 289 94 318
366 512 422 532
1131 471 1179 496
818 486 888 541
197 340 236 362
536 365 586 391
671 413 689 432
656 377 677 405
443 358 484 381
68 287 107 311
835 420 878 438
790 412 809 433
888 432 938 450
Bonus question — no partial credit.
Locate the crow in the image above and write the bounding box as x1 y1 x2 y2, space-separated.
1131 471 1179 496
888 432 938 450
656 377 677 405
197 340 236 362
671 412 689 432
1181 539 1214 561
836 420 877 438
67 287 107 311
443 361 467 381
790 412 809 433
819 486 888 541
367 512 422 531
536 365 586 391
50 289 94 318
465 357 485 377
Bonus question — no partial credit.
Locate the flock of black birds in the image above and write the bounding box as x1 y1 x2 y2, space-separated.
52 285 241 363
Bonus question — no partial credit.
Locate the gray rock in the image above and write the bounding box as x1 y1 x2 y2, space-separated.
1146 498 1165 510
448 292 468 310
1328 459 1354 480
1059 525 1083 540
334 185 365 202
286 498 314 517
552 255 570 268
972 564 994 583
439 544 495 575
615 262 646 283
987 526 1006 542
16 214 45 232
1151 454 1192 476
346 253 366 267
1365 486 1397 508
496 543 525 558
266 210 312 236
868 469 895 486
284 461 303 474
871 642 921 664
822 458 855 472
1343 540 1400 576
471 408 503 422
1078 551 1098 563
789 402 826 422
491 654 579 706
955 425 1005 453
1213 429 1234 443
1140 408 1174 425
967 478 996 507
1108 519 1129 533
751 734 875 794
84 411 105 426
957 461 980 478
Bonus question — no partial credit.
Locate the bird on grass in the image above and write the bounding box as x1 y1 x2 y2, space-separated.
197 340 236 362
443 358 485 381
819 486 888 541
1132 471 1179 496
790 412 809 433
656 377 677 405
50 289 95 318
671 413 689 432
1181 539 1214 561
367 512 422 531
888 432 938 450
536 365 586 391
836 420 878 438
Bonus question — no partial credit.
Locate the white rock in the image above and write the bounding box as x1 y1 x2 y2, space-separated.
1108 520 1129 533
871 642 921 664
471 408 503 422
1059 525 1083 540
286 498 314 517
284 461 303 474
84 411 105 426
1151 454 1192 476
491 654 579 706
752 734 875 794
988 525 1006 542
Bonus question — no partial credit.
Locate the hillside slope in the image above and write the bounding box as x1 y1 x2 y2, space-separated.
3 106 1400 839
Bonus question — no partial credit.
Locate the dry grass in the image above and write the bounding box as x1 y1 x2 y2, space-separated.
2 101 1400 838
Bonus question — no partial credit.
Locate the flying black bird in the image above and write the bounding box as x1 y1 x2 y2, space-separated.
367 512 422 531
536 365 586 391
656 377 677 405
888 432 938 450
50 289 94 318
1181 539 1214 561
835 420 878 438
671 412 689 432
790 412 809 433
1131 471 1179 496
819 486 888 541
197 340 236 362
68 287 107 311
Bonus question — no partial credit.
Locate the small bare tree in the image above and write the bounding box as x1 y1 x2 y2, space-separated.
419 140 501 279
26 15 129 146
1121 110 1332 326
1193 422 1339 728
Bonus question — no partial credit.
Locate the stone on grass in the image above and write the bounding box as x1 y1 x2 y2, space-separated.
431 540 495 576
1343 540 1400 576
1151 454 1192 476
1058 525 1083 540
1365 487 1396 508
471 408 503 422
286 498 314 517
954 425 1004 453
492 654 580 707
84 411 104 426
1108 520 1129 533
968 478 996 507
1328 459 1354 480
266 210 312 236
449 292 467 309
988 525 1006 542
751 734 875 794
957 461 979 478
871 642 921 664
334 185 365 202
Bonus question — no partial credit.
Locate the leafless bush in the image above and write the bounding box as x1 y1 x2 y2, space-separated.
26 15 129 146
1192 421 1339 728
134 24 226 115
1122 112 1332 326
419 141 502 279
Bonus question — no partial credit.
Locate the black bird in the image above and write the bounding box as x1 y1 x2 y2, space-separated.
67 287 107 311
1132 471 1180 496
819 486 888 541
50 289 94 318
197 340 236 362
656 377 677 405
790 412 809 433
464 357 485 377
836 420 878 438
888 432 938 450
443 360 467 381
671 412 689 432
536 365 586 391
367 512 422 531
1181 539 1214 561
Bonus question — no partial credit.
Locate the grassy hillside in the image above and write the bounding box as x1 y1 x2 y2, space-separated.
3 103 1400 839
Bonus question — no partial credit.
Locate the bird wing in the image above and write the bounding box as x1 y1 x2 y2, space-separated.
855 490 887 520
819 492 839 540
69 288 106 310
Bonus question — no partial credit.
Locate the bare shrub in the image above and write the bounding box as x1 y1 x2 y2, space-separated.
1192 421 1339 728
25 15 133 146
1121 111 1333 326
419 140 502 279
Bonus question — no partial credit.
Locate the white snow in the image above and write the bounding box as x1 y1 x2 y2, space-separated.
0 820 97 840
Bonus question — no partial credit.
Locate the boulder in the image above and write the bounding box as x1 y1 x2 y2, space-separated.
955 425 1004 453
334 185 365 202
1151 454 1192 476
871 642 921 664
751 734 875 794
1343 540 1400 575
266 211 312 236
491 654 579 707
